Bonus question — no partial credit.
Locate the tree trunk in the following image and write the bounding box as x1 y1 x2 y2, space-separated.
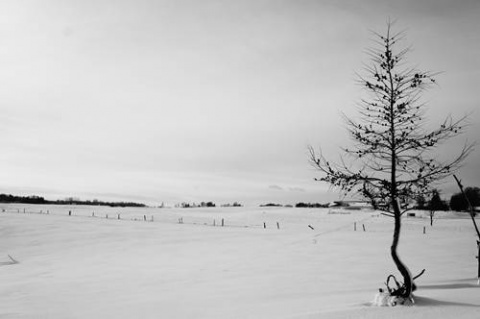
391 200 413 298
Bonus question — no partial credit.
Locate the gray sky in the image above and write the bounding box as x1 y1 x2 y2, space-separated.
1 0 479 206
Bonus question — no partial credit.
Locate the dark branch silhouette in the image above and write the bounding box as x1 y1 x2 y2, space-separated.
309 21 472 303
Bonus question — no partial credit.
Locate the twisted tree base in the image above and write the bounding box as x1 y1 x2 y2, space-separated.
372 269 425 307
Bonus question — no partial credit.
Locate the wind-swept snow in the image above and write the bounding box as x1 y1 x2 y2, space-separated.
1 205 479 318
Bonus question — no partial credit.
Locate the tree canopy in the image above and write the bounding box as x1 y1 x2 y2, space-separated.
450 187 480 211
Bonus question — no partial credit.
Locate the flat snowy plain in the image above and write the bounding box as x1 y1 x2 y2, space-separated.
1 204 479 318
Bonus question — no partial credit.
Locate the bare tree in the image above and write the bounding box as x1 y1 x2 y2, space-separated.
427 189 448 226
309 22 472 303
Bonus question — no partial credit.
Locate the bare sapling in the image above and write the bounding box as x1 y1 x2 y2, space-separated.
309 21 472 304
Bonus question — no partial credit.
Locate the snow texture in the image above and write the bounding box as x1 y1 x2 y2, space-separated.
1 205 479 318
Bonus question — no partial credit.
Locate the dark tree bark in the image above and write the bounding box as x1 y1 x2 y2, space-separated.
391 200 413 298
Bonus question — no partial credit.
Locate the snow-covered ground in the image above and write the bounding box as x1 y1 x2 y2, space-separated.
1 204 479 318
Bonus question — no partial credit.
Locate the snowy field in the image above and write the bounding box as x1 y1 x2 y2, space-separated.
1 204 479 319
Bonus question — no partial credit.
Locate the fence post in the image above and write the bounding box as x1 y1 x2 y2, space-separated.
277 222 280 230
222 218 224 227
362 224 366 232
423 226 426 234
264 222 266 229
354 222 357 231
118 214 120 220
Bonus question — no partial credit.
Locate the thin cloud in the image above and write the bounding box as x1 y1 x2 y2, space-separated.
268 185 284 191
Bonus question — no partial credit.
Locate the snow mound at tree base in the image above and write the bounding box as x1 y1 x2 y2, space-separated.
372 291 415 307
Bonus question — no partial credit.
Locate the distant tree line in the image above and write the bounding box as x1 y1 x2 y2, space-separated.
177 201 216 208
295 202 329 208
221 202 242 207
449 187 480 212
0 193 146 207
259 203 283 207
0 194 47 204
415 187 480 213
415 190 449 211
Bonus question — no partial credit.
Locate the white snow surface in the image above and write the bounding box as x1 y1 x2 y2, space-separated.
1 205 479 318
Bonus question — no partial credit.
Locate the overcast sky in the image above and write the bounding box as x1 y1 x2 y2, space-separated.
1 0 479 206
